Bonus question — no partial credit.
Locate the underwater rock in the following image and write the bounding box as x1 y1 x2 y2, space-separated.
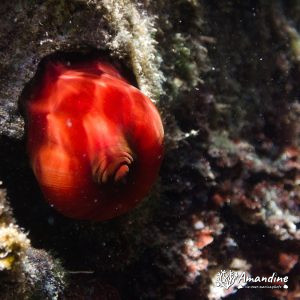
0 187 65 299
0 0 299 299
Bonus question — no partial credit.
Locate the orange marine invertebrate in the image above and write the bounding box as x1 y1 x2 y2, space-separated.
23 58 164 221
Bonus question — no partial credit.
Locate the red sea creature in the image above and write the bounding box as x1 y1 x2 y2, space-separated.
24 59 164 221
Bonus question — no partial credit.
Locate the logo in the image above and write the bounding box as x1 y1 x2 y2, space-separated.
215 270 288 290
216 270 239 289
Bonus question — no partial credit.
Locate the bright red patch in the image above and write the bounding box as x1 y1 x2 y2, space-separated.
25 60 164 221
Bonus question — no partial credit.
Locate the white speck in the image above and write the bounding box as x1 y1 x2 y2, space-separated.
39 38 53 45
283 285 288 289
184 129 199 138
194 220 204 230
94 199 98 203
259 57 263 61
211 67 216 71
66 119 73 127
96 82 107 87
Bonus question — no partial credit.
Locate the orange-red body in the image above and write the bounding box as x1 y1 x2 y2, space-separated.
25 60 164 221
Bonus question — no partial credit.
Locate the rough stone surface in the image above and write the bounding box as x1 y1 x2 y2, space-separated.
0 0 299 299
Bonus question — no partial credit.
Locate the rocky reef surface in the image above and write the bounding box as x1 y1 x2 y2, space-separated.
0 0 299 299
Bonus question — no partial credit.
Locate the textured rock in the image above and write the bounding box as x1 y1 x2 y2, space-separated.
0 0 299 299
